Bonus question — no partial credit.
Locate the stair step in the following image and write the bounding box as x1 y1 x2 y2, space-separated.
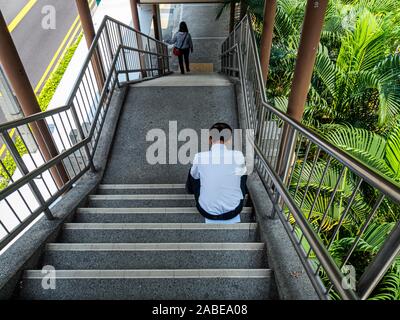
75 207 254 223
88 194 249 208
97 184 186 194
20 269 277 300
60 223 259 243
43 243 267 269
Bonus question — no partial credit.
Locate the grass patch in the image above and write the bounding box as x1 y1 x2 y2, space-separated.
0 137 28 190
38 34 83 111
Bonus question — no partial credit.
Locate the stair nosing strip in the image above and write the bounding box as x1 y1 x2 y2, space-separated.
23 269 272 279
98 184 186 189
62 223 258 230
46 242 265 251
88 194 249 200
76 207 253 214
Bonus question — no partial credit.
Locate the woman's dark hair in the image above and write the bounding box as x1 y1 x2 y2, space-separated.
179 21 189 33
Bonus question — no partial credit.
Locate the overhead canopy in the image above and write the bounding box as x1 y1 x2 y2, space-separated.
139 0 224 3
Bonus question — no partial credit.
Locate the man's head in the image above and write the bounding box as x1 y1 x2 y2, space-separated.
209 123 233 145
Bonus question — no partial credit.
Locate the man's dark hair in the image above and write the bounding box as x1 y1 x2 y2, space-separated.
209 123 233 143
179 21 189 33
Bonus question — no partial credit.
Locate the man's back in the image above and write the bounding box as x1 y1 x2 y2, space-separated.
191 144 246 223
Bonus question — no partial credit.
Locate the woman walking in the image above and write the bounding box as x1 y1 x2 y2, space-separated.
171 22 193 74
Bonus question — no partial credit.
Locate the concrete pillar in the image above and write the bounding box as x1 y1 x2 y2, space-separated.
260 0 277 85
130 0 141 31
75 0 105 87
286 0 328 121
0 10 68 188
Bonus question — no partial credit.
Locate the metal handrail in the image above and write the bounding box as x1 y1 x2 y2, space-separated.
221 14 400 300
0 16 170 251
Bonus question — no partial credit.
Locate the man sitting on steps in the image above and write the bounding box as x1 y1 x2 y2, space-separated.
186 123 247 224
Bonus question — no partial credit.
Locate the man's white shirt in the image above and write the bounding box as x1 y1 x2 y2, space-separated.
190 143 247 224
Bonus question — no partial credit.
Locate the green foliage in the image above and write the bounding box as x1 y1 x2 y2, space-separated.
321 123 400 182
243 0 400 299
0 36 81 191
0 137 28 190
329 223 400 300
38 34 82 111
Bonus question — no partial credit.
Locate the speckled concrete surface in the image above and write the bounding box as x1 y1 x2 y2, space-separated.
75 211 254 223
60 226 259 243
43 248 267 270
20 277 277 300
102 74 238 184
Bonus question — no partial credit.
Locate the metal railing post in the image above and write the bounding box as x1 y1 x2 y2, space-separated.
147 38 154 77
357 220 400 299
1 131 55 220
70 104 97 172
117 24 129 81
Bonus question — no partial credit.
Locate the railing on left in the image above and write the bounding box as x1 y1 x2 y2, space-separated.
0 16 170 251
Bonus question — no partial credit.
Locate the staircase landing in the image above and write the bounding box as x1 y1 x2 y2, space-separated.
102 72 238 184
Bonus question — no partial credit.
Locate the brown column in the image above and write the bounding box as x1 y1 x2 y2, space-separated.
229 2 235 33
0 10 68 188
260 0 277 85
152 4 161 40
130 0 141 31
240 0 248 20
286 0 328 121
75 0 104 88
277 0 328 179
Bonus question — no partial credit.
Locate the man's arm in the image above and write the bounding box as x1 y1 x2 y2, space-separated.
190 153 200 179
234 151 247 176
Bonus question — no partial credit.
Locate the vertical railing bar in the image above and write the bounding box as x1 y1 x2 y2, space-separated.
70 104 96 172
287 134 304 189
49 115 74 180
341 194 385 268
57 112 82 174
77 87 93 127
292 141 312 199
82 72 97 120
21 125 60 191
1 131 54 220
299 147 322 210
316 165 347 233
81 74 96 123
0 158 34 214
15 126 57 196
117 24 129 82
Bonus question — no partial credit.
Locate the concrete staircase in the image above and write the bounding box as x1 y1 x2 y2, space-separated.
18 184 278 300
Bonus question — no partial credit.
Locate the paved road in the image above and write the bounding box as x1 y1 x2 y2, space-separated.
0 0 91 125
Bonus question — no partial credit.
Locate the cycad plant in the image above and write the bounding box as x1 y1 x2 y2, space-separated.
263 0 400 131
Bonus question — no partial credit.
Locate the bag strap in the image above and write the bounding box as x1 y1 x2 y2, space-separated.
177 33 188 50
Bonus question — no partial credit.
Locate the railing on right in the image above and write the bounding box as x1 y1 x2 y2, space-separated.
221 15 400 300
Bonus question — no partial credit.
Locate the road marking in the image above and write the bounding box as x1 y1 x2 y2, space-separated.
0 129 16 156
33 0 95 93
1 0 95 158
33 16 80 93
7 0 38 33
